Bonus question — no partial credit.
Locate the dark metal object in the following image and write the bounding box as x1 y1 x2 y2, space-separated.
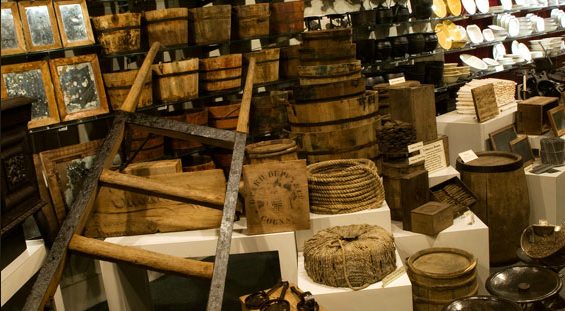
260 281 290 311
291 286 319 311
245 281 285 309
442 295 522 311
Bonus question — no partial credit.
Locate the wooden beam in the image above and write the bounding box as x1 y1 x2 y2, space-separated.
236 57 255 134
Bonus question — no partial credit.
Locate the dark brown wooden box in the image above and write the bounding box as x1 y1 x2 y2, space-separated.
516 96 559 135
430 176 478 217
411 201 453 235
389 84 438 142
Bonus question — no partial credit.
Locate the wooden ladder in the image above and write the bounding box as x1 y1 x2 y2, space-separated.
23 42 256 311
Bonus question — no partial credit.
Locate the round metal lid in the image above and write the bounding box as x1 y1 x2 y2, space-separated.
486 265 562 303
442 295 521 311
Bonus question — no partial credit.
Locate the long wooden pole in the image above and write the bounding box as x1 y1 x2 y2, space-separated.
120 42 161 113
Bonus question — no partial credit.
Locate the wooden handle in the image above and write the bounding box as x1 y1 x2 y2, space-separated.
236 57 256 134
120 42 161 113
69 234 213 279
99 169 225 206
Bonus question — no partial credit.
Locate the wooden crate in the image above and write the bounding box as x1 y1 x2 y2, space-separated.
411 201 453 235
516 96 560 135
388 84 437 142
430 176 478 217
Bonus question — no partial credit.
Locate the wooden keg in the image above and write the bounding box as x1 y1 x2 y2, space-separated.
294 78 365 102
207 101 240 130
456 151 529 265
92 13 141 55
181 154 215 172
280 45 300 78
188 5 231 45
270 1 304 35
245 139 298 164
199 54 242 92
250 91 289 138
144 8 189 47
152 58 198 102
299 44 357 66
297 61 362 86
164 108 208 156
126 127 164 163
103 69 152 110
301 28 352 50
232 4 269 39
244 48 280 84
407 247 478 311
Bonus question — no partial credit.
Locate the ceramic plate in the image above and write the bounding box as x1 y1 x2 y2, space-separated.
508 18 520 37
460 53 488 71
466 25 484 44
493 43 506 59
501 0 513 10
488 25 507 32
447 0 463 16
518 43 532 61
433 0 448 18
511 40 520 54
475 0 490 13
482 57 500 66
461 0 476 14
482 29 495 41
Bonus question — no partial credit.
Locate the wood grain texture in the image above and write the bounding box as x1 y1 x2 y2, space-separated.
121 159 181 176
152 58 198 102
120 42 160 112
237 57 256 134
389 84 438 142
516 96 559 135
471 84 499 123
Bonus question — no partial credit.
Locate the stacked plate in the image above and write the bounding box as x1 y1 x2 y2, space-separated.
443 63 470 84
475 0 490 13
544 18 559 32
492 42 507 60
529 37 563 54
482 57 501 71
435 21 469 50
496 14 520 37
488 25 508 40
459 54 488 72
551 9 565 28
517 17 533 36
482 28 495 41
526 14 545 33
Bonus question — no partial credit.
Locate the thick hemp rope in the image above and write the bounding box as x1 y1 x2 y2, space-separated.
304 224 397 289
307 159 385 214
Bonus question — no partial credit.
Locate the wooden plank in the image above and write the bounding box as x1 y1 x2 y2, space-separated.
121 159 182 176
120 42 160 113
471 84 499 123
389 84 437 142
237 57 255 134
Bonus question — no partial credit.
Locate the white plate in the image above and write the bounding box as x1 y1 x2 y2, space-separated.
508 17 520 37
466 25 484 44
488 24 507 32
475 0 490 13
493 43 507 59
483 28 495 41
482 57 500 66
512 40 520 54
460 53 488 71
462 0 476 14
501 0 513 10
530 51 544 58
518 43 531 60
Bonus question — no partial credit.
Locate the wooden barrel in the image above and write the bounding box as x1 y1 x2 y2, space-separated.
144 8 189 47
188 5 231 45
298 61 362 86
246 139 298 164
244 48 280 84
127 127 164 163
280 45 300 78
270 1 304 35
456 151 529 265
299 44 357 66
301 28 352 50
207 101 240 130
232 4 269 39
199 54 242 93
92 13 141 55
294 78 365 102
250 91 289 138
103 69 152 110
407 248 478 311
152 58 198 103
381 159 428 221
164 108 208 156
181 154 216 172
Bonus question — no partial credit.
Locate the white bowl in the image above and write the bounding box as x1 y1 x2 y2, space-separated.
466 25 484 44
488 24 507 32
507 17 520 37
493 43 507 59
482 28 495 41
476 0 490 13
518 43 532 61
482 57 500 66
501 0 513 10
462 0 477 14
460 53 488 71
512 40 520 54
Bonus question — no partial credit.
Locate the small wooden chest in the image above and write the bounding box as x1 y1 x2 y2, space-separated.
411 201 453 235
516 96 559 135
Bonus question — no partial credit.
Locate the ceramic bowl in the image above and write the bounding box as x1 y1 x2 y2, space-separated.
460 53 488 71
443 74 460 84
451 40 467 49
482 28 495 41
446 0 462 16
466 25 484 44
461 0 476 14
482 57 500 66
432 0 448 18
475 0 490 13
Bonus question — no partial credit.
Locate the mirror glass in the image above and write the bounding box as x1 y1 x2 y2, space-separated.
25 6 55 46
1 9 18 49
59 4 87 42
3 70 50 119
57 62 100 113
553 109 565 130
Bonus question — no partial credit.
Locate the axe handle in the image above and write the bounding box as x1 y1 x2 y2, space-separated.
69 234 214 279
236 57 256 134
120 42 161 113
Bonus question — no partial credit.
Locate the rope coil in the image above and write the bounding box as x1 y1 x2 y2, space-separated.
307 159 385 214
304 224 397 290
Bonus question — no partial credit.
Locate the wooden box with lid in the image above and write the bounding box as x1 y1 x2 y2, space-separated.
516 96 559 135
411 201 453 235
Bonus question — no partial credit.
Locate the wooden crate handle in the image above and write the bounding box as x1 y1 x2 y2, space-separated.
236 57 256 134
120 42 161 113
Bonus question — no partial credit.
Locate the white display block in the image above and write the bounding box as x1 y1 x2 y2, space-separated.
392 213 489 294
436 105 517 165
428 166 460 187
99 228 297 311
526 164 565 225
297 251 412 311
295 202 392 252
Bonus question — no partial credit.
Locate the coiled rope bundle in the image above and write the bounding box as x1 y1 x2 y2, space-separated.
304 224 396 289
307 159 385 214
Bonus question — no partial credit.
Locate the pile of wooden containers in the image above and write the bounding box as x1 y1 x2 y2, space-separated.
287 28 380 163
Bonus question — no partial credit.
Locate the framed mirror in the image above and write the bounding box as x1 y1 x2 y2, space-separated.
1 2 27 55
489 125 517 152
53 0 94 48
49 54 109 121
1 61 61 128
510 135 534 167
547 105 565 137
18 1 62 51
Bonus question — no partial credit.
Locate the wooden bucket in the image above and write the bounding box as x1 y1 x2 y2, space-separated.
301 28 352 50
144 8 189 47
103 69 152 110
381 159 428 221
456 151 529 265
280 45 300 78
181 154 216 172
407 248 478 311
233 4 269 39
270 1 304 34
127 127 165 163
250 91 289 138
244 48 280 84
297 61 362 86
299 44 357 66
152 58 198 103
92 13 141 55
188 5 231 45
245 139 298 164
207 101 240 130
200 54 242 92
294 78 365 102
164 108 208 156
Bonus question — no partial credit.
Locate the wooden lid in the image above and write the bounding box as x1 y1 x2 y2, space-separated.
520 96 559 106
412 201 450 215
407 247 477 278
302 28 352 40
456 151 523 173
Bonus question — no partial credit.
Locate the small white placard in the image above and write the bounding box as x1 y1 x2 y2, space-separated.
458 150 479 163
422 140 447 173
209 49 220 57
389 76 406 85
157 105 167 111
407 141 424 153
408 153 426 165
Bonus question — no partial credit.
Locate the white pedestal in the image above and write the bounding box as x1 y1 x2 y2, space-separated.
297 251 413 311
428 166 460 187
295 202 392 252
436 106 517 165
99 227 297 311
526 164 565 225
392 213 489 294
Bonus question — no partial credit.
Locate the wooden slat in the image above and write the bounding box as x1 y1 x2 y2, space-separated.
236 57 255 134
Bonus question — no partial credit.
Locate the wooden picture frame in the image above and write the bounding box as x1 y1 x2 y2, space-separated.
547 105 565 137
510 135 535 167
53 0 94 48
471 84 499 123
1 2 27 55
489 125 517 152
39 140 102 224
18 0 62 52
1 60 61 128
49 54 109 121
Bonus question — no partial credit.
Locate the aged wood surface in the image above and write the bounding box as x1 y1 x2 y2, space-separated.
152 58 198 102
103 69 152 110
121 158 181 176
471 84 499 123
389 84 438 142
144 8 188 46
411 202 453 236
516 96 559 135
294 78 365 102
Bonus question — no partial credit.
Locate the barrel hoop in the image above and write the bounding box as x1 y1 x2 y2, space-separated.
200 76 242 83
412 283 480 305
210 115 239 121
155 69 198 78
106 81 151 90
248 146 297 159
96 25 140 34
298 141 376 156
254 58 280 65
410 274 477 289
455 155 523 173
146 16 187 24
294 90 365 103
289 110 379 127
